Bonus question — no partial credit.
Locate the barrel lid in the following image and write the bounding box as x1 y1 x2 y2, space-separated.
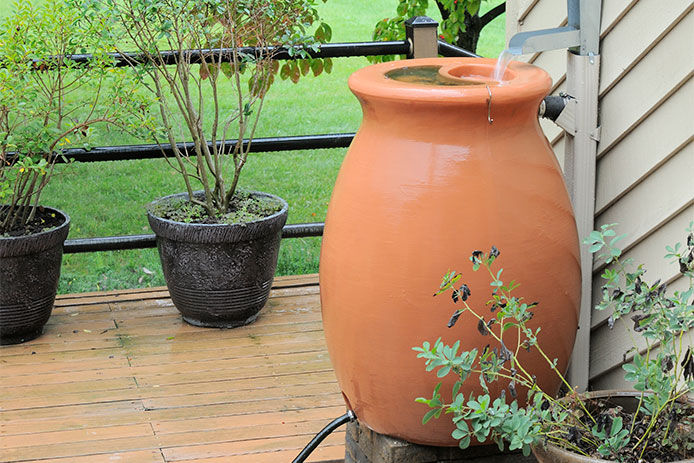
348 57 551 106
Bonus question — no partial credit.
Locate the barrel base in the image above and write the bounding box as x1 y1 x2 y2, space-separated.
345 421 538 463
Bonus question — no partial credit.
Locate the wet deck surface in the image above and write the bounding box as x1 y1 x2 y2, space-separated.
0 274 346 463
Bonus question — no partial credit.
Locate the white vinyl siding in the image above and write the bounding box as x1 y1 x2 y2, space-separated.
506 0 694 389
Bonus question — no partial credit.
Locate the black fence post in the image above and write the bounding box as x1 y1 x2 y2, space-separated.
404 16 439 59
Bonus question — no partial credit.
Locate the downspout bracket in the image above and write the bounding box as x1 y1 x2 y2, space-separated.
554 98 579 135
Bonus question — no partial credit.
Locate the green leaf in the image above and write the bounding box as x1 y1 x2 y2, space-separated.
280 63 291 80
290 61 301 83
422 408 438 424
467 1 481 16
522 444 531 457
310 59 323 77
299 59 310 76
502 322 516 333
396 2 407 16
589 243 604 253
622 363 637 373
586 230 603 244
318 22 332 42
452 380 463 397
457 434 471 449
479 372 488 392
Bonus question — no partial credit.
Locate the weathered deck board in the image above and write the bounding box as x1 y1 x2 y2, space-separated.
0 274 345 463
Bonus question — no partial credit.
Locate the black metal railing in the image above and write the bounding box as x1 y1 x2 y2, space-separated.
54 33 489 253
56 133 355 163
437 39 479 58
65 41 411 67
64 223 325 253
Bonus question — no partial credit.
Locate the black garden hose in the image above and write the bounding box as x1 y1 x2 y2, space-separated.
292 410 357 463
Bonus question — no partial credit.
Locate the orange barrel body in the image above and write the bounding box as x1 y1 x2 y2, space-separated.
319 58 581 446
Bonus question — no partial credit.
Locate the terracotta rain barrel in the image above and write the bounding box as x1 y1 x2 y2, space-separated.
319 57 582 446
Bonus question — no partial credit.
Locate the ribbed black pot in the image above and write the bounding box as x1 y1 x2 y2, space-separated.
0 207 70 345
147 191 288 328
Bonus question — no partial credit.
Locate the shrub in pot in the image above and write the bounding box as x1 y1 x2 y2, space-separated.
75 0 332 327
413 222 693 462
0 0 147 344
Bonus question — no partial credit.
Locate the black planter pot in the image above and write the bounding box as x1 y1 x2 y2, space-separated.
147 191 288 328
531 390 694 463
0 207 70 345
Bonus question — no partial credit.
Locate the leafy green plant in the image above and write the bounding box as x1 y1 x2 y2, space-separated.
414 222 693 462
74 0 331 221
371 0 505 61
0 0 148 235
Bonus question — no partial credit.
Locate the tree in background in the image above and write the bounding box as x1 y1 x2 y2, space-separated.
372 0 505 58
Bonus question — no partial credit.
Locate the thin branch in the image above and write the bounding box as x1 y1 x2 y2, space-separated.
435 1 450 21
479 2 506 28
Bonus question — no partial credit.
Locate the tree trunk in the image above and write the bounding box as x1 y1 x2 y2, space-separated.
457 12 481 52
435 1 506 55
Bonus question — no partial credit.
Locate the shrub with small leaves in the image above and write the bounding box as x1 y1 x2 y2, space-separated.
0 0 151 235
415 223 693 462
74 0 332 221
585 222 693 460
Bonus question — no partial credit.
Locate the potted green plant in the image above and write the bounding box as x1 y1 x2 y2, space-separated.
413 222 693 462
76 0 331 327
0 0 147 344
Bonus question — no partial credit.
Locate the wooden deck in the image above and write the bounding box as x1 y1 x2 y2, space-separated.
0 274 346 463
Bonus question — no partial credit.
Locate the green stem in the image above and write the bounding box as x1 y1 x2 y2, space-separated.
628 392 645 437
545 434 593 457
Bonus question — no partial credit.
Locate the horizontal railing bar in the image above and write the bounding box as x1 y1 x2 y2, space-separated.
59 41 410 67
63 222 325 253
56 133 355 163
64 234 156 253
437 40 479 58
53 38 477 256
281 222 325 238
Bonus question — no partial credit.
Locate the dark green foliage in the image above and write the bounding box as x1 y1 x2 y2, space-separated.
0 0 150 234
371 0 505 60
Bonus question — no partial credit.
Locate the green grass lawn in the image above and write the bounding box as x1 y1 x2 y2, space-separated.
1 0 506 294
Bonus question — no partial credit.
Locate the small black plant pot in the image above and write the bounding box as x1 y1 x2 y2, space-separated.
531 390 694 463
147 191 288 328
0 207 70 345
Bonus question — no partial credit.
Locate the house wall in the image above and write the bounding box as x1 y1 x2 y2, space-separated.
505 0 694 389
